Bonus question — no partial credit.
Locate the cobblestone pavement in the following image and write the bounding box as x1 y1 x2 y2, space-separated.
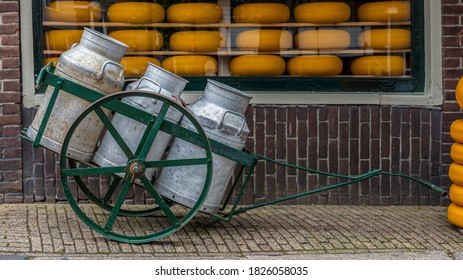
0 204 462 260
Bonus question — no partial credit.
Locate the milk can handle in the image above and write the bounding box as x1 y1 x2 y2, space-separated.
217 110 246 136
96 61 125 81
134 77 162 95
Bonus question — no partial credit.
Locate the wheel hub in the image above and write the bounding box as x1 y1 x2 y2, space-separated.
128 161 145 177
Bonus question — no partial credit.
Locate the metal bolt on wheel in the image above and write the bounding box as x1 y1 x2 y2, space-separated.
59 90 213 243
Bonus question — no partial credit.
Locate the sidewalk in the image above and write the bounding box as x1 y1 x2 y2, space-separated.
0 204 462 260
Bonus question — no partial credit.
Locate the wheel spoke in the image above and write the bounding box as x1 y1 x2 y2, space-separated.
144 157 209 168
104 174 133 231
139 175 180 228
103 176 122 204
136 101 170 161
94 107 134 159
62 165 125 176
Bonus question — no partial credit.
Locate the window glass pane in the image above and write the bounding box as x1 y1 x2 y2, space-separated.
35 0 423 93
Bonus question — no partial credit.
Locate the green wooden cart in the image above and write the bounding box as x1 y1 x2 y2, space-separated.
21 64 448 243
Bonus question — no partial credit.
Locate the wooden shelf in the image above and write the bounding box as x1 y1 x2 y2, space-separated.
43 21 412 29
44 49 412 56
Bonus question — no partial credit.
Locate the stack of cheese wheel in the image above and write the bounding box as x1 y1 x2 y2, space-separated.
165 3 222 76
295 29 351 51
357 1 411 22
44 1 102 22
294 2 351 23
169 31 225 52
44 29 83 51
231 3 289 76
229 55 285 76
353 1 411 76
121 56 161 76
358 29 411 50
233 3 290 23
108 30 163 51
287 56 343 76
107 2 165 23
166 3 223 23
351 55 405 76
162 55 218 76
235 29 292 51
448 77 463 229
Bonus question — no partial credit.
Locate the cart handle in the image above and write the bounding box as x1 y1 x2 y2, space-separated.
96 61 125 81
217 110 246 136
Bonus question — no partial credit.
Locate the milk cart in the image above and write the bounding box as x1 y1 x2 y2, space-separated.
21 63 448 243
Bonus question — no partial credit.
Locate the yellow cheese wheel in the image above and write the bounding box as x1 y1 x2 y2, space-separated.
107 2 164 23
236 29 292 51
109 30 163 51
295 29 351 50
451 142 463 165
43 57 60 66
233 3 290 23
358 1 411 22
44 30 84 51
44 1 102 22
358 29 411 49
121 56 161 76
287 56 343 76
451 120 463 143
166 3 223 24
229 55 285 76
294 2 351 23
450 184 463 207
350 56 406 76
456 77 463 110
448 203 463 228
449 163 463 186
162 56 218 76
169 31 225 52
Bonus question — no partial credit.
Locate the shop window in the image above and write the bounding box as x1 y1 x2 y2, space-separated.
32 0 424 93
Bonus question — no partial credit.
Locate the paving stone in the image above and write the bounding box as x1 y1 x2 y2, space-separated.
0 204 462 259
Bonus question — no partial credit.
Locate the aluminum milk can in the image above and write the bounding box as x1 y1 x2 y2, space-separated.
27 28 128 162
92 63 188 179
154 79 252 214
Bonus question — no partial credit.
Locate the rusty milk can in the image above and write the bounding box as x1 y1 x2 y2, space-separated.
27 28 128 162
92 63 188 179
154 79 252 214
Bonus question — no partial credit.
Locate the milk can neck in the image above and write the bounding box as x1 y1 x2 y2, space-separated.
80 28 128 62
202 79 252 114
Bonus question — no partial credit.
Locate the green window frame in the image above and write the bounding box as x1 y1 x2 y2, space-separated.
32 0 425 94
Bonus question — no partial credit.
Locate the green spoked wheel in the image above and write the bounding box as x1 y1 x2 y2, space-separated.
60 90 213 243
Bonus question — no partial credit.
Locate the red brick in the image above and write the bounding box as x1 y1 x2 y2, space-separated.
1 125 20 137
0 24 18 35
3 80 20 92
0 115 20 125
0 46 19 57
0 69 19 79
0 93 20 103
3 147 21 158
0 2 18 13
1 103 20 115
1 13 19 24
1 34 19 46
0 159 21 169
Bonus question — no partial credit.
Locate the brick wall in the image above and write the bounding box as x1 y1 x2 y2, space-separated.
21 105 445 206
441 0 463 189
0 0 22 203
3 0 461 206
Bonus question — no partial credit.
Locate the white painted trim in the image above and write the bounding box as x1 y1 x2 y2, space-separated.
20 0 43 108
21 0 442 107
